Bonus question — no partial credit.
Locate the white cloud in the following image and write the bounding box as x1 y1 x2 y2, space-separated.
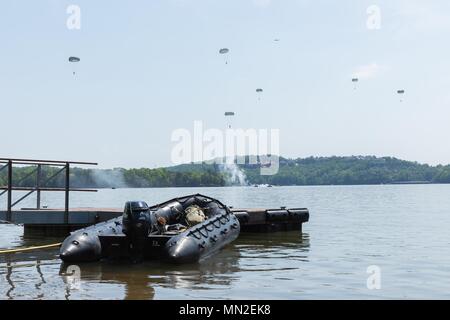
351 63 386 80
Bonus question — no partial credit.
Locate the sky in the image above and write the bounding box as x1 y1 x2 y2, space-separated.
1 0 450 168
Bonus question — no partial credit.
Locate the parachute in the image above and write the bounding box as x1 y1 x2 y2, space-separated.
224 111 235 129
68 56 80 75
219 48 230 64
256 88 263 101
397 90 405 102
351 78 359 90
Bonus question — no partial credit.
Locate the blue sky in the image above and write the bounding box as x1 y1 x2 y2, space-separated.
1 0 450 168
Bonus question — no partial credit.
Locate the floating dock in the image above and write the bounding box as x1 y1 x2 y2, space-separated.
0 207 309 236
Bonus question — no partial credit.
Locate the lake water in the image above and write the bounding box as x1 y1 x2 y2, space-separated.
1 185 450 299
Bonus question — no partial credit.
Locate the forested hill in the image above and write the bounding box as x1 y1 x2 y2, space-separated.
1 156 450 188
241 156 450 185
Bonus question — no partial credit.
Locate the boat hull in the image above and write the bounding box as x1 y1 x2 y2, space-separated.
59 194 240 264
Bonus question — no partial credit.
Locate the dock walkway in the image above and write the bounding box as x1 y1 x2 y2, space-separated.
0 207 309 235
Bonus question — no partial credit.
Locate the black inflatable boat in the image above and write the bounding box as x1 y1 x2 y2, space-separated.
59 194 240 264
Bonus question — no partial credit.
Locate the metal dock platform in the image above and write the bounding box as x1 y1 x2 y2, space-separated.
0 207 309 236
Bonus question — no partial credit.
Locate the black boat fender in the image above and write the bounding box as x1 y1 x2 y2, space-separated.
59 217 123 262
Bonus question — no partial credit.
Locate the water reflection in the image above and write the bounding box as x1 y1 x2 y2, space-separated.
59 231 309 300
1 258 53 300
61 232 309 299
1 231 309 300
59 262 156 300
5 263 14 300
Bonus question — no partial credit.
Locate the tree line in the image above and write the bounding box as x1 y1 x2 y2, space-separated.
1 156 450 188
242 156 450 185
0 166 226 188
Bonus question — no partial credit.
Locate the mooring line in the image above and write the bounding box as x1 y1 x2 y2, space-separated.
0 243 62 255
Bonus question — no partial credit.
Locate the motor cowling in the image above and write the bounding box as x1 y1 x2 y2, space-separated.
122 201 150 261
122 201 150 235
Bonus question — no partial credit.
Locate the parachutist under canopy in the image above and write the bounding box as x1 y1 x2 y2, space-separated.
69 56 80 76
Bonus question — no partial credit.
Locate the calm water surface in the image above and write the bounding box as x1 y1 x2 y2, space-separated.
1 185 450 299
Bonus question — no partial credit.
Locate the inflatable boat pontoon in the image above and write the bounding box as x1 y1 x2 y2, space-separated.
59 194 240 264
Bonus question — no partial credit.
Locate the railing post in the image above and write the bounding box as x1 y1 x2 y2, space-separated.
36 164 41 209
7 160 12 222
64 162 70 224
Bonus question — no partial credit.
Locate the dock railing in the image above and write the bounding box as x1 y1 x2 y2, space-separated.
0 158 98 223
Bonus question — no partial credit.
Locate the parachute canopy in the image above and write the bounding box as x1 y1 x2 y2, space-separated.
224 112 235 116
68 56 80 62
352 78 359 82
219 48 229 54
397 90 405 94
256 88 263 93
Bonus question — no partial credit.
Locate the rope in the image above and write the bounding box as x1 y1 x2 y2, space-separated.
0 243 62 255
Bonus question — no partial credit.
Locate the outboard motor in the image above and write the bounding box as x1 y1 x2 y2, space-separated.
122 201 150 262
